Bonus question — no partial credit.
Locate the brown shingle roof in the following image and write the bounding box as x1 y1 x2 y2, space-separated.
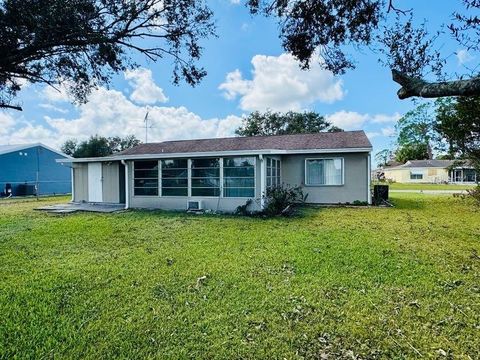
118 131 372 156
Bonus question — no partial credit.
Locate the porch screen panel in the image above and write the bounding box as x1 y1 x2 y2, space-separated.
306 159 343 185
161 159 188 196
191 158 220 196
134 161 158 196
223 157 255 197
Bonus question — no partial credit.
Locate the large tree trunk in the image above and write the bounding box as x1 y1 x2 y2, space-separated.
392 70 480 99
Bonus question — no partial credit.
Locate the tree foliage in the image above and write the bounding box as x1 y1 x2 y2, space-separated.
394 103 436 162
61 135 140 158
435 96 480 169
235 110 342 137
0 0 215 110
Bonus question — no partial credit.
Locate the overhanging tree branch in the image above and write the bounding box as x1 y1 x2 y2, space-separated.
392 69 480 99
0 103 22 111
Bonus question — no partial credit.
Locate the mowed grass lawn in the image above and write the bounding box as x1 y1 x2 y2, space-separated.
1 195 479 359
374 182 477 191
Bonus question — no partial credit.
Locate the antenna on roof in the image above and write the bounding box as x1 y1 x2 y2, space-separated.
143 110 153 143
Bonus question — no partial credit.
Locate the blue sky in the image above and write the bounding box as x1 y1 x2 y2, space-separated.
0 0 475 162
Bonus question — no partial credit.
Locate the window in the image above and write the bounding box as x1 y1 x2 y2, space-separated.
134 161 158 196
191 158 220 196
161 159 188 196
305 158 343 185
464 169 477 182
223 157 255 197
266 158 281 188
410 172 423 180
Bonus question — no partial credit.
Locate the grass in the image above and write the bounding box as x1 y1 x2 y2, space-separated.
1 195 479 359
373 182 477 191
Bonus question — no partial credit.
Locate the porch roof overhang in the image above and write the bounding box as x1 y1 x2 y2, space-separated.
56 147 372 164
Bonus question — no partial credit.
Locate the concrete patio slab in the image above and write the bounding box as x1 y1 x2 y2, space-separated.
36 202 125 214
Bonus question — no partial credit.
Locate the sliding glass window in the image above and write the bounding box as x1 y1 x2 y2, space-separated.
191 158 220 196
161 159 188 196
134 161 158 196
223 157 255 197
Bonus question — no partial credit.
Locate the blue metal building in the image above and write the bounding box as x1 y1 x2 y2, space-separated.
0 143 71 197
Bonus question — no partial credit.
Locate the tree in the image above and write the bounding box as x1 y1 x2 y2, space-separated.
435 96 480 169
61 135 141 158
246 0 480 99
394 103 436 162
0 0 215 110
235 110 342 137
375 149 393 168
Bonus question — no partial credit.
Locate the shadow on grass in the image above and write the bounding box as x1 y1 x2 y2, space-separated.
389 196 425 210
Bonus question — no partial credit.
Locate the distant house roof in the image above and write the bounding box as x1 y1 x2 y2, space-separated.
118 131 372 156
0 143 71 158
385 159 473 170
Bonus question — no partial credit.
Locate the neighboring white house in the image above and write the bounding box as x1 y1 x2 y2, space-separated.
382 159 477 184
58 131 373 212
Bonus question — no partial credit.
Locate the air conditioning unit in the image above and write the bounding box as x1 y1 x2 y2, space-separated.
187 200 203 211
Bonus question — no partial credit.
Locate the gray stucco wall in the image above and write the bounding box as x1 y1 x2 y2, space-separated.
128 157 262 212
73 163 88 202
102 162 120 203
281 152 370 204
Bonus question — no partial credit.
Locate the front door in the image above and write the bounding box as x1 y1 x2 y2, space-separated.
88 162 103 202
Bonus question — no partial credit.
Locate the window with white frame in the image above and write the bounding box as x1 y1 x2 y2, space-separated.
191 158 220 196
305 158 343 185
266 157 281 187
410 172 423 180
134 161 159 196
161 159 188 196
223 157 255 197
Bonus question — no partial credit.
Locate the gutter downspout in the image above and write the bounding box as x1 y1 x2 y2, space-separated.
367 153 372 205
259 154 265 209
71 167 75 202
121 160 129 210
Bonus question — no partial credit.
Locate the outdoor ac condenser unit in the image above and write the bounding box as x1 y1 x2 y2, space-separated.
187 200 203 211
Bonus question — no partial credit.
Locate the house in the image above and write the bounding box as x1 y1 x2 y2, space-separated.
382 159 477 184
0 143 71 197
58 131 373 212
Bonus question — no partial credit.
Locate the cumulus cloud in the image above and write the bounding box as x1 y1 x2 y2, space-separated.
381 127 396 137
1 86 243 148
219 53 344 111
326 110 402 131
456 49 474 65
0 113 16 136
124 67 168 104
326 111 369 130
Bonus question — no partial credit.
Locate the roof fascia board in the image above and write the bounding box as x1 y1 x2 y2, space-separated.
56 147 372 163
0 143 72 158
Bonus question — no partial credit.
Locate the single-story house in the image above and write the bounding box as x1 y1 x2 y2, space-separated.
0 143 71 197
58 131 373 212
382 159 477 184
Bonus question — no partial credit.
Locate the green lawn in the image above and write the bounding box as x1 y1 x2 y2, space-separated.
373 182 477 191
1 195 479 359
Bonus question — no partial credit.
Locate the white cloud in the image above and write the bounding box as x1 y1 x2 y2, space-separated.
366 131 381 139
230 0 241 4
1 85 242 149
0 113 16 136
326 111 369 130
326 110 402 132
219 53 344 111
456 49 474 65
124 67 168 104
39 103 69 114
381 127 396 137
41 82 71 102
370 112 401 124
